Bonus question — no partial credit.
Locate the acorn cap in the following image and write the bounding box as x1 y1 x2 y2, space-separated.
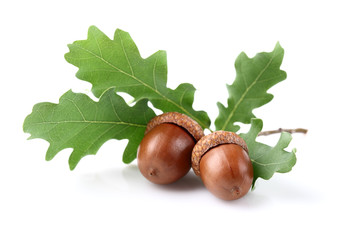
191 131 248 176
145 112 204 142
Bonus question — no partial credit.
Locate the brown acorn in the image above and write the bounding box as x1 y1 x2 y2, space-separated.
192 131 253 200
137 112 204 184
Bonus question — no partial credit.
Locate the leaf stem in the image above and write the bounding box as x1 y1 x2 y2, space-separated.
258 128 308 136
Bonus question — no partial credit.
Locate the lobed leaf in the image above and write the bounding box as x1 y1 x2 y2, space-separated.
23 88 156 170
239 118 297 187
65 26 210 129
215 43 287 132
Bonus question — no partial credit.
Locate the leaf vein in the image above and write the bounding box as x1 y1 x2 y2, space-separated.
109 94 123 122
64 98 86 121
117 31 134 76
222 53 276 131
153 53 159 91
91 29 103 58
28 120 146 128
71 44 207 129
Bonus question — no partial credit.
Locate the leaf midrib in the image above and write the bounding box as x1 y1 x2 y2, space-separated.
251 156 294 167
71 44 208 129
221 53 276 131
29 120 146 128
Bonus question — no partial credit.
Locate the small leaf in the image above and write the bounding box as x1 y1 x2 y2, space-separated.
215 43 287 132
23 88 155 170
65 26 210 129
239 118 297 187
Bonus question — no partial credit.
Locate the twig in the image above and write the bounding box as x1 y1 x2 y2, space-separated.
258 128 308 136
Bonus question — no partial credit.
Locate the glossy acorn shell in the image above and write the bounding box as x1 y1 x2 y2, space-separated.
200 143 253 200
137 123 196 184
192 131 253 200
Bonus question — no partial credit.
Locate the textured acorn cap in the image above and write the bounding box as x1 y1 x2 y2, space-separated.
145 112 204 142
191 131 249 176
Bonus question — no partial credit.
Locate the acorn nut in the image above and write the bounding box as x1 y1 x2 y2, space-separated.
192 131 253 200
137 112 204 184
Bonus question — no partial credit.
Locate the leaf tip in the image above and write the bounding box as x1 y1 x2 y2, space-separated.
88 25 102 35
69 164 76 171
88 25 98 30
122 158 133 164
235 51 249 65
68 152 80 171
114 27 131 40
26 135 34 141
251 181 257 191
64 47 72 61
45 147 55 162
275 41 282 48
250 118 263 131
274 41 285 55
114 28 125 34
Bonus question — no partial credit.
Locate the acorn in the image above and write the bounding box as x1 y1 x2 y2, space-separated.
192 131 253 200
137 112 204 184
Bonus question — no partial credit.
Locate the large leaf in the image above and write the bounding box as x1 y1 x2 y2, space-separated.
23 88 156 170
240 118 297 187
215 43 287 132
65 26 210 129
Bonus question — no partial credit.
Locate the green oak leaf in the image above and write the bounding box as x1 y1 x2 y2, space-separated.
215 43 287 132
240 118 297 187
65 26 210 129
23 88 156 170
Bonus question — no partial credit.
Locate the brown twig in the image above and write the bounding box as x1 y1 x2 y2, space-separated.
258 128 308 136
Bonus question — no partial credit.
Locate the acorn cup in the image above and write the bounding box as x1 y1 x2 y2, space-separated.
192 131 254 200
137 112 204 184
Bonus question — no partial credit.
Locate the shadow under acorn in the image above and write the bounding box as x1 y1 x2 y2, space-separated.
122 164 205 192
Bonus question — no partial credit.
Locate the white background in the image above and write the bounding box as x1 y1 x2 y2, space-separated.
1 0 339 239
